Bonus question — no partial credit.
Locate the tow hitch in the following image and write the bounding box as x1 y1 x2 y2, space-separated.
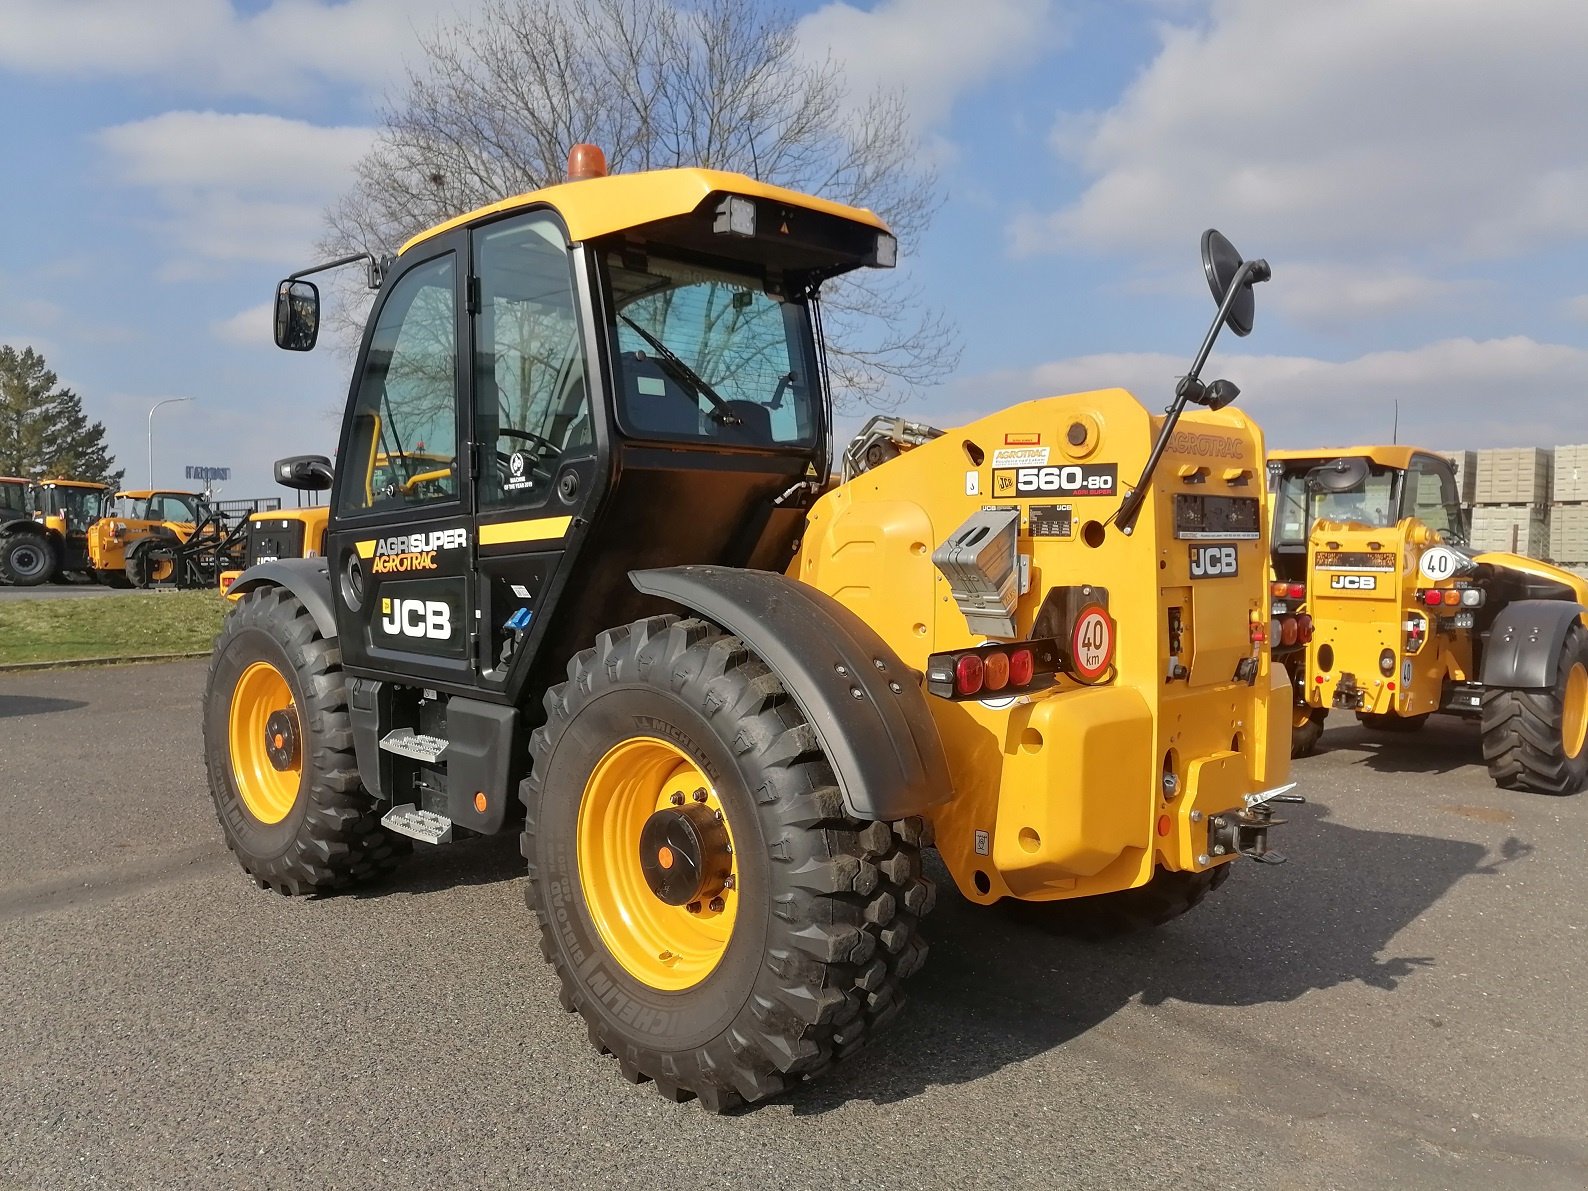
1209 783 1304 865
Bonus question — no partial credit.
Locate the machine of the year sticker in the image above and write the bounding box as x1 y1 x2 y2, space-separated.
1268 445 1588 792
205 147 1296 1112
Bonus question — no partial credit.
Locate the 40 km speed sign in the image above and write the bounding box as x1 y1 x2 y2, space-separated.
1418 545 1465 582
1070 605 1115 683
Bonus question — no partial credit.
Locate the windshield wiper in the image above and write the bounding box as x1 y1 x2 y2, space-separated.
619 315 741 425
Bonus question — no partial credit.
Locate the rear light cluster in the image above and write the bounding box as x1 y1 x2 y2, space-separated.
1417 587 1484 608
928 639 1057 701
1270 581 1306 601
1270 612 1313 648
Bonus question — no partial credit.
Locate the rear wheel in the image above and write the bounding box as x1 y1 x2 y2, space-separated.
1356 711 1430 732
1292 706 1327 757
0 534 57 586
521 614 932 1111
1481 622 1588 795
203 586 408 893
125 540 176 588
1006 864 1232 940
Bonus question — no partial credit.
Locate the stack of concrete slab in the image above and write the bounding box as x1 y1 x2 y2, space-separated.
1471 504 1550 557
1552 445 1588 503
1549 444 1588 564
1473 447 1552 505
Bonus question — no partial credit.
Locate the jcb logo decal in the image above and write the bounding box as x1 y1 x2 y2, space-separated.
1189 544 1238 578
1330 574 1377 590
379 597 452 641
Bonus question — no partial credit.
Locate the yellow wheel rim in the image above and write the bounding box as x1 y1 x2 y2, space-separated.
228 660 302 824
152 555 174 583
1293 706 1314 730
577 736 739 992
1563 662 1588 761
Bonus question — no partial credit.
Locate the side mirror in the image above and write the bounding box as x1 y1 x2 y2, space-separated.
273 455 334 491
1307 457 1370 494
1201 229 1267 337
274 280 320 351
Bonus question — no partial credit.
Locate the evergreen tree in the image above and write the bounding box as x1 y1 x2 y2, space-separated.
0 345 121 483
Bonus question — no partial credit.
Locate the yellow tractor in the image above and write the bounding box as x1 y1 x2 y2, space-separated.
206 146 1296 1110
1269 445 1588 792
0 478 112 586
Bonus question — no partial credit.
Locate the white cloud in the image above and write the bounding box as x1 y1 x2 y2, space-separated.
0 0 466 97
1022 0 1588 259
1563 295 1588 324
798 0 1062 128
211 303 276 348
931 336 1588 450
97 112 377 267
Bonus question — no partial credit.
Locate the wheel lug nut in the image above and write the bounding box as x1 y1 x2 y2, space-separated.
670 791 685 806
692 788 708 802
714 810 724 822
708 897 725 912
686 901 702 914
723 875 736 889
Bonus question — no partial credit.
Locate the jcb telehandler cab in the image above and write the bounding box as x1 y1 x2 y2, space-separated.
1269 446 1588 792
207 147 1296 1110
0 478 110 586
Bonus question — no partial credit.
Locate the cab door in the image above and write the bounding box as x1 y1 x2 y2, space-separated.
327 231 477 691
466 211 603 691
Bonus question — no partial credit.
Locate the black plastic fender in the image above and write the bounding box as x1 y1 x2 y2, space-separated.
230 558 338 639
630 565 953 822
1480 599 1586 689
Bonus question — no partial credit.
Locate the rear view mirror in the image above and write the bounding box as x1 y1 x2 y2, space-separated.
1308 457 1370 494
1201 229 1263 337
273 455 334 491
274 279 320 351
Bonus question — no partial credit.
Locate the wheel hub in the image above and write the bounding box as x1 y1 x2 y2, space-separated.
264 708 300 771
638 803 731 906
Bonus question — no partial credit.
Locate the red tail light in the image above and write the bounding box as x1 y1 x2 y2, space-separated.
1287 582 1305 600
954 654 984 696
1279 617 1299 646
1423 589 1443 607
1008 648 1034 686
1296 614 1314 643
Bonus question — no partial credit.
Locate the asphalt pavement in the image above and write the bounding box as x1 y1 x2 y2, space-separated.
2 661 1585 1190
0 583 126 600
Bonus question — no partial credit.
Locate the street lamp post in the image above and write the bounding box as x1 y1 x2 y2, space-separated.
147 397 194 488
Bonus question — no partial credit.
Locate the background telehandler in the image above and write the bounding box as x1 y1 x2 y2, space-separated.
207 146 1296 1110
1269 446 1588 793
0 478 111 586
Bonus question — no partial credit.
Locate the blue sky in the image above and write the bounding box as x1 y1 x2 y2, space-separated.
2 0 1586 496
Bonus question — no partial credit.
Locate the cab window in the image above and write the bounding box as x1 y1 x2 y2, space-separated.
474 214 592 510
339 253 460 515
1404 455 1463 541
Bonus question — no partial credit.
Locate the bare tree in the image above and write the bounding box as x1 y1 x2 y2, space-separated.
322 0 958 412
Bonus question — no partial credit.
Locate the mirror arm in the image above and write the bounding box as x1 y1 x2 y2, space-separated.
289 251 387 289
1113 257 1268 535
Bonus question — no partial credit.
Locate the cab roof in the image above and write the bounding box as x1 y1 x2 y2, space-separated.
1 476 27 484
39 478 110 489
114 489 202 500
1268 445 1431 470
401 167 890 256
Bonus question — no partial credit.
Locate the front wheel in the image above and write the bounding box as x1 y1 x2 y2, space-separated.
203 586 408 893
1481 622 1588 795
0 534 57 586
521 615 932 1111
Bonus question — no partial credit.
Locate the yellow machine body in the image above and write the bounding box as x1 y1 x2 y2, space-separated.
795 389 1289 904
87 489 202 573
223 504 329 599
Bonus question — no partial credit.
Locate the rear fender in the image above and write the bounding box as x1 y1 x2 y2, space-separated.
629 566 953 822
1480 599 1585 689
230 558 338 639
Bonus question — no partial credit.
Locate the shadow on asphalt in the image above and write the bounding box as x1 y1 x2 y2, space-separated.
791 798 1519 1115
1336 717 1486 778
0 693 88 720
346 831 524 900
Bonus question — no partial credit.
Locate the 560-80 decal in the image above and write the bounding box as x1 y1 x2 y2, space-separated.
993 463 1117 498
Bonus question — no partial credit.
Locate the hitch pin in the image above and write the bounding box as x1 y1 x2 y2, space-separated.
1244 782 1304 809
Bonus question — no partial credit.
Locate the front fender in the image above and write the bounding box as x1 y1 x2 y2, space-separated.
1480 599 1585 689
630 566 953 822
230 558 338 639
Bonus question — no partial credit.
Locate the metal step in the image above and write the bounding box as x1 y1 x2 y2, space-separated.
381 803 453 845
379 728 449 764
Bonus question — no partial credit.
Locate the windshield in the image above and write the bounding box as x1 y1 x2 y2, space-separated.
112 493 200 522
1272 463 1400 545
0 482 27 513
51 486 104 525
600 250 819 448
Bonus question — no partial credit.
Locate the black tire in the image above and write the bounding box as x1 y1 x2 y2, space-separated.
203 586 409 893
98 569 134 590
1481 622 1588 795
1292 708 1327 757
1008 864 1232 940
0 533 58 586
521 614 933 1112
124 540 171 588
1356 711 1429 732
